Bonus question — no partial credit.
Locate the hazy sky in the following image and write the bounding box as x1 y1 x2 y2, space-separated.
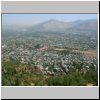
2 14 98 26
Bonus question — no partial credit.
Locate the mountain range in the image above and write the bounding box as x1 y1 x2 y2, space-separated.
2 19 98 36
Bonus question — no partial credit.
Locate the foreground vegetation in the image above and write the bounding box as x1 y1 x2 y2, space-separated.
2 59 98 86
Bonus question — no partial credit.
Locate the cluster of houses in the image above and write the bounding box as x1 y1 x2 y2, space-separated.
2 42 98 75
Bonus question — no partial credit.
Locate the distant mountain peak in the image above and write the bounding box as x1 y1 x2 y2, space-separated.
44 19 65 24
48 19 57 22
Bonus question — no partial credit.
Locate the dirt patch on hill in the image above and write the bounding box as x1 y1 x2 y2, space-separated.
54 48 97 58
72 50 97 57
